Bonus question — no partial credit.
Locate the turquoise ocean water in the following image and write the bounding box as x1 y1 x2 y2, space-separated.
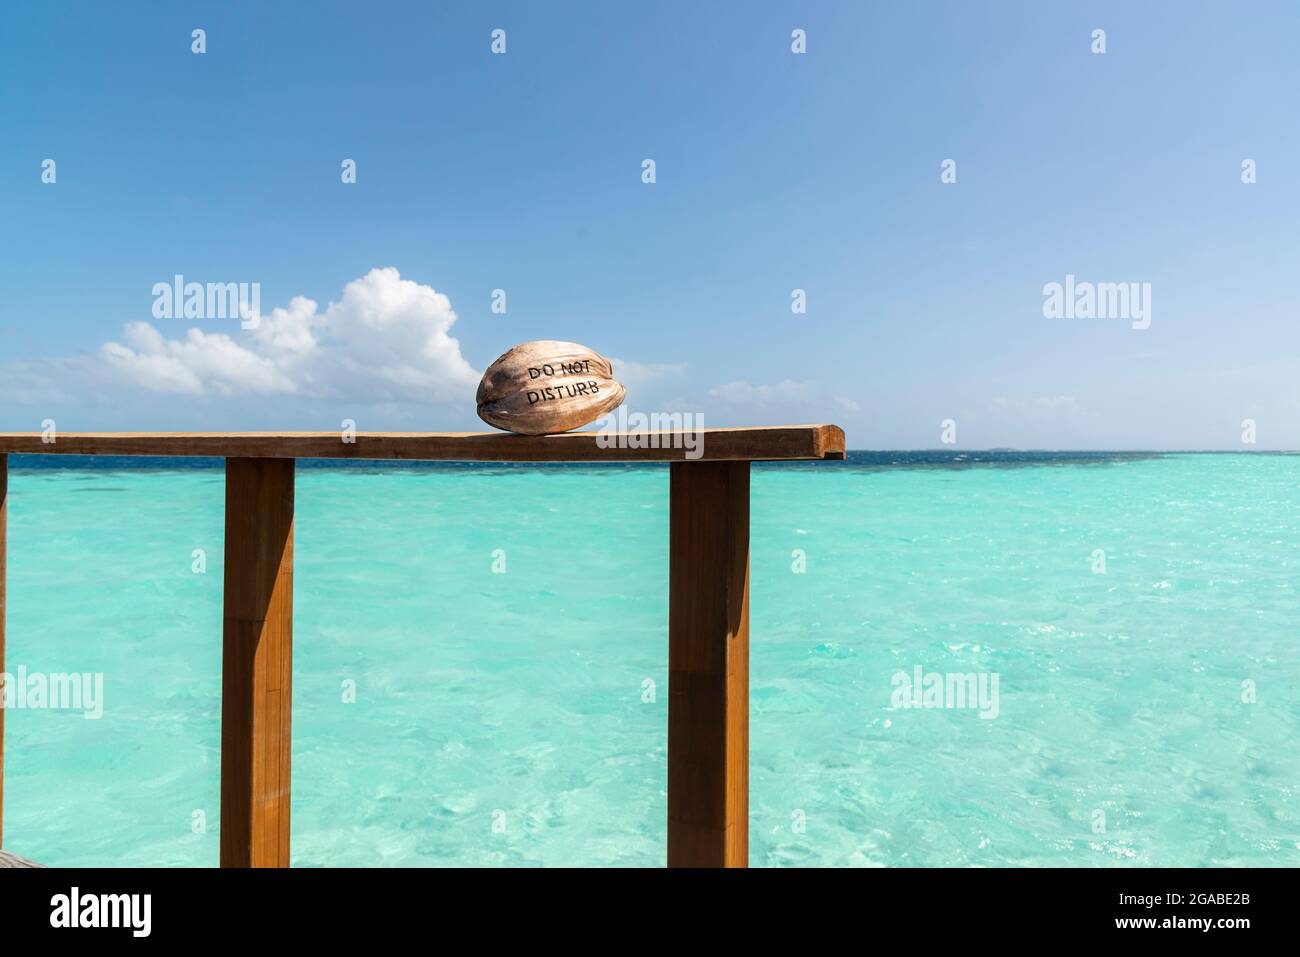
3 452 1298 867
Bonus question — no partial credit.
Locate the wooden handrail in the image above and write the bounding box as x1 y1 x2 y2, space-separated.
0 425 845 867
0 426 845 462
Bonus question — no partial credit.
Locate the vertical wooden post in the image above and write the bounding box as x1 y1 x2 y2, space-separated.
220 457 294 867
0 454 7 847
667 460 750 867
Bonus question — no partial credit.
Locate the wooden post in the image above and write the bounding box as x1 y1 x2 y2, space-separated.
220 457 294 867
0 454 7 847
667 460 750 867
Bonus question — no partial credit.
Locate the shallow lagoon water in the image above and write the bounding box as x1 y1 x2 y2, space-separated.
5 452 1299 866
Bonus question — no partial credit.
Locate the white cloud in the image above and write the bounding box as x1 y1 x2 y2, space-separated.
709 379 812 405
96 267 478 401
705 378 862 420
612 359 687 388
991 395 1080 415
0 356 83 404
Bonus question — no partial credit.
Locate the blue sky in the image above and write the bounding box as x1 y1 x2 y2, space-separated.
2 1 1298 448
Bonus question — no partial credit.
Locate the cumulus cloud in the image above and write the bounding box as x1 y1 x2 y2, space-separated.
100 323 293 396
96 267 478 401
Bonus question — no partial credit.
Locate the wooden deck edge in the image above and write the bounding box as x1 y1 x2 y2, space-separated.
0 849 43 868
817 425 847 460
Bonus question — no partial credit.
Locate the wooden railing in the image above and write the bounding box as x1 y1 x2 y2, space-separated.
0 425 845 867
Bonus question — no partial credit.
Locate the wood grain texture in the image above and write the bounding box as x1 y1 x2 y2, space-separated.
220 458 294 867
667 461 750 867
0 849 41 868
0 455 6 847
0 425 845 463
